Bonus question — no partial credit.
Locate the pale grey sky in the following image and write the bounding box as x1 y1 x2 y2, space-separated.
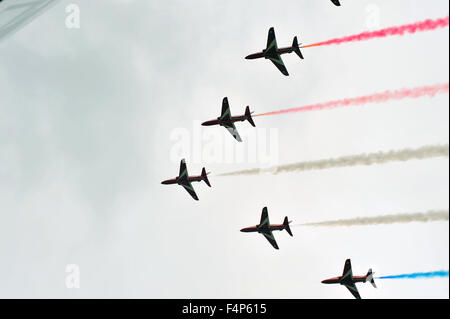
0 0 448 298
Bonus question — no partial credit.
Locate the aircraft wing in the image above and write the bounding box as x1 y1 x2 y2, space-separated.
341 259 353 281
224 122 242 142
344 282 361 299
266 27 278 51
340 259 360 298
181 180 199 201
265 27 289 76
220 97 232 121
258 207 270 228
331 0 341 6
179 159 188 180
269 56 289 76
262 231 279 250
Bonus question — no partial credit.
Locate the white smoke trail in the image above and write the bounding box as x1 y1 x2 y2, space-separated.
294 210 449 227
218 144 449 176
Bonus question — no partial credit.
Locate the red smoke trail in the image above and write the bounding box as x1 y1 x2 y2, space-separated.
254 83 449 117
301 16 449 49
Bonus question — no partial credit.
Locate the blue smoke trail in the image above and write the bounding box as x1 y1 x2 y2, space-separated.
377 270 449 280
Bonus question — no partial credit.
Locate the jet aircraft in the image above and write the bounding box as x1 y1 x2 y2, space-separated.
201 97 255 142
161 159 211 201
240 207 293 250
321 259 377 299
245 27 304 76
331 0 341 6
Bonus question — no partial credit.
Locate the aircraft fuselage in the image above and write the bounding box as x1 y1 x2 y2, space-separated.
161 175 203 185
321 275 368 285
202 115 247 127
240 223 287 234
245 46 296 60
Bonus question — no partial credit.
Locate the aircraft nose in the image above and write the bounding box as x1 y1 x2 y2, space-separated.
202 120 216 126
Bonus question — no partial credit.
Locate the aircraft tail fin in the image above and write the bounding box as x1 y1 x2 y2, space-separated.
245 106 256 127
201 168 211 187
292 36 304 59
283 217 293 237
366 269 377 288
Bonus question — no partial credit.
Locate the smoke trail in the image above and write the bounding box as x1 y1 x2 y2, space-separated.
218 144 449 177
301 15 449 49
254 83 449 117
376 270 449 280
295 210 449 227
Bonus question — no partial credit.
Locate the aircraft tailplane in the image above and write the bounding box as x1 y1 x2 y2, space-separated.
366 269 377 288
245 106 256 127
201 168 211 187
283 217 293 236
292 36 304 59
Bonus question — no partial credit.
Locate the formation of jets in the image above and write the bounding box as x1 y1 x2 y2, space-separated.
160 2 385 300
322 259 377 299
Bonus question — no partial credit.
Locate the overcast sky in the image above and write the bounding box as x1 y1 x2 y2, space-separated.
0 0 448 298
